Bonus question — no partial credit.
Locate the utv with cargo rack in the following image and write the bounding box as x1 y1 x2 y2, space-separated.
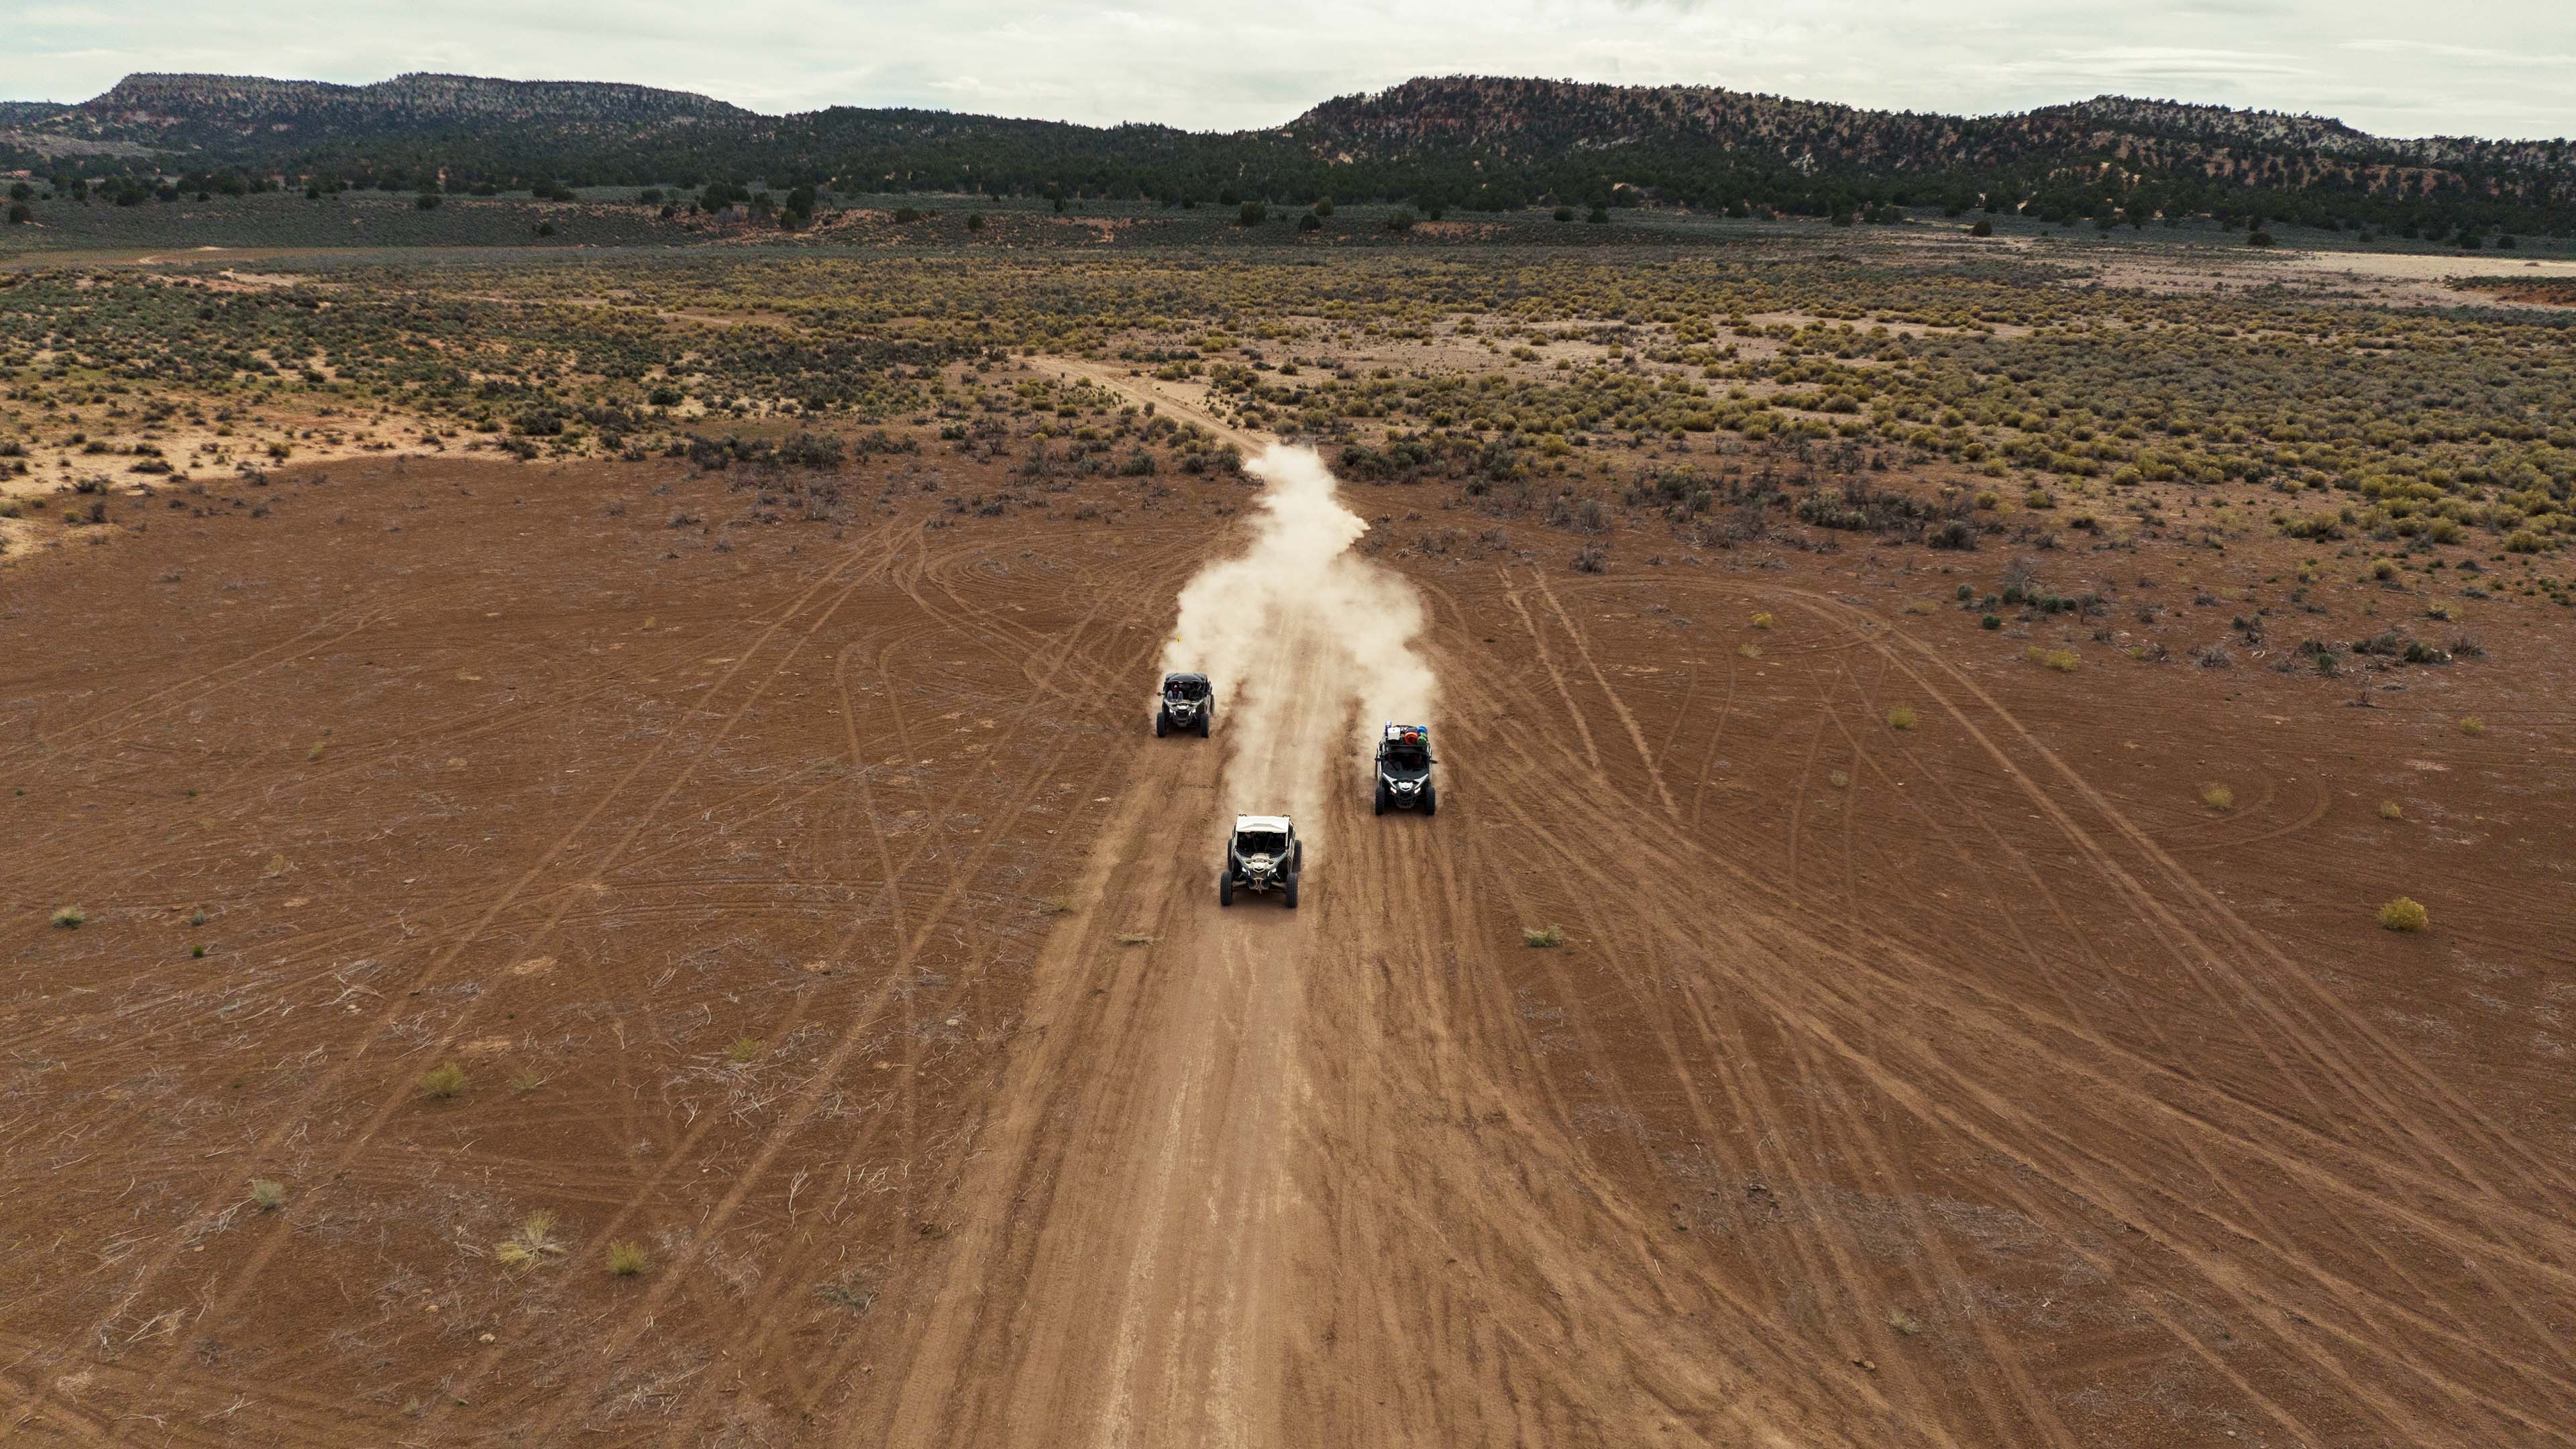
1373 723 1436 816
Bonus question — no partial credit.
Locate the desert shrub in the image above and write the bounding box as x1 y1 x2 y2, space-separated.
2377 800 2403 820
1886 706 1917 731
417 1061 469 1099
1571 543 1607 573
2028 647 2079 672
50 906 84 928
1750 612 1774 630
606 1241 649 1276
494 1210 565 1269
248 1179 287 1211
777 432 845 468
2457 716 2485 737
1523 925 1564 947
2201 784 2235 812
2378 896 2428 932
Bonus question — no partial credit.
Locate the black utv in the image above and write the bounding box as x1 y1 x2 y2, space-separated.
1156 672 1213 737
1373 723 1437 816
1219 814 1302 908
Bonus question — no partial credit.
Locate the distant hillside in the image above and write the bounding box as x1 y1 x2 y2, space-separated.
19 72 749 152
1286 76 2575 221
5 70 2569 240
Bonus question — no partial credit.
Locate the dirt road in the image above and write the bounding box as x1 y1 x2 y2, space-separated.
1048 358 1264 454
5 440 2574 1446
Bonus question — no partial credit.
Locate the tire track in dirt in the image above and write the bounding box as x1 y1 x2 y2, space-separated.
853 445 1443 1448
1379 580 2575 1444
612 555 1196 1426
1805 674 2555 1401
1825 593 2576 1207
0 606 384 776
1289 660 1920 1446
1523 569 1679 819
0 762 871 1077
3 519 920 1438
432 531 1193 1438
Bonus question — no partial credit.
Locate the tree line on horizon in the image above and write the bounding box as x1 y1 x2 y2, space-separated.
5 73 2571 242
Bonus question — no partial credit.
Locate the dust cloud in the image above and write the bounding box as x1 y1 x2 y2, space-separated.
1160 444 1437 834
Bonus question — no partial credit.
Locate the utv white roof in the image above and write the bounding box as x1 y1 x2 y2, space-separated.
1233 814 1292 833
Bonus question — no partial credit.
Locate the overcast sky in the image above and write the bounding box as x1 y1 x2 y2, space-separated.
9 0 2573 140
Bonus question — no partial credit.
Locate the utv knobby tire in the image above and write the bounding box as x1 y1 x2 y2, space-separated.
1374 784 1387 816
1197 715 1210 737
1284 874 1299 910
1219 871 1234 906
1422 786 1437 817
1155 713 1168 738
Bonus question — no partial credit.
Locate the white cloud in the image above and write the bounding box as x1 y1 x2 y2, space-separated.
5 0 2572 138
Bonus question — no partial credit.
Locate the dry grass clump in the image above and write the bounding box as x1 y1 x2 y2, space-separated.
1523 925 1564 948
1737 643 1762 659
2457 716 2485 737
494 1210 566 1269
2200 784 2235 812
723 1036 766 1064
50 906 85 929
1114 931 1158 946
1828 770 1850 790
1750 612 1775 630
248 1179 287 1212
417 1061 469 1099
2378 896 2429 932
1886 707 1917 731
2027 647 2080 672
2377 800 2404 820
816 1270 879 1313
606 1241 649 1277
1036 894 1076 914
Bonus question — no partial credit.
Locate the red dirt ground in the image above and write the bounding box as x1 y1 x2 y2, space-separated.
3 444 2573 1447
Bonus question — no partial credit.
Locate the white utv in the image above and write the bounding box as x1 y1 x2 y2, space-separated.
1218 814 1303 908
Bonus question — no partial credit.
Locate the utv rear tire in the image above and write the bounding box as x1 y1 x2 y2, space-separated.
1155 713 1168 738
1283 873 1299 910
1219 871 1234 907
1422 786 1437 817
1373 783 1387 815
1196 715 1210 737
